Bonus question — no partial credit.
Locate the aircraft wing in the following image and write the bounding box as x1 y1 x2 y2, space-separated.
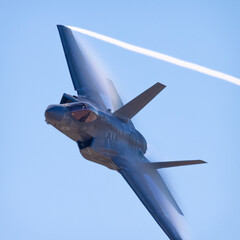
89 134 186 239
57 25 123 112
111 154 186 240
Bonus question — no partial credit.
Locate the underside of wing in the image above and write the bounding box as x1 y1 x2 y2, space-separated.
111 154 187 240
57 25 123 112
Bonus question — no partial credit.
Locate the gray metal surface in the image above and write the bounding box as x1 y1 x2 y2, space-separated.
45 25 206 240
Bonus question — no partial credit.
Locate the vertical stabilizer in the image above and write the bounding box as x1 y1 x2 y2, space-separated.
113 82 166 121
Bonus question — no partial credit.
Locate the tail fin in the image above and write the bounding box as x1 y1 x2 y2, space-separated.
60 93 80 104
148 160 206 169
113 82 166 121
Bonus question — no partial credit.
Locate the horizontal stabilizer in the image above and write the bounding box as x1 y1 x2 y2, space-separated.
113 82 166 121
149 160 206 169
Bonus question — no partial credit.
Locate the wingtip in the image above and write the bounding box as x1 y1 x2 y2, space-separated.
57 24 72 30
56 24 66 31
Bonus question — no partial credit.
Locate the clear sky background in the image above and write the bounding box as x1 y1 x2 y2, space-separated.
1 1 240 239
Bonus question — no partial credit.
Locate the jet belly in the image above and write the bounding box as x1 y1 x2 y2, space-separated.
80 146 118 170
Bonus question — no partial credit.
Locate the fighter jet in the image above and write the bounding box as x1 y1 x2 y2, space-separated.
45 25 206 240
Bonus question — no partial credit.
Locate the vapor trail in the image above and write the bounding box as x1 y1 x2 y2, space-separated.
67 25 240 86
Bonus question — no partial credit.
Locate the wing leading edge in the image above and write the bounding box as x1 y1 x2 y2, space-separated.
57 25 123 112
110 154 187 240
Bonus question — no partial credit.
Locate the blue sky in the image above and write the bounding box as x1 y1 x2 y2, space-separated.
1 1 240 239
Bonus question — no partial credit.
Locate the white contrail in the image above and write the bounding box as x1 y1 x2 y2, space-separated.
67 25 240 86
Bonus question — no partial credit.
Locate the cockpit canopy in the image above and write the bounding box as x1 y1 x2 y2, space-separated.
69 103 98 123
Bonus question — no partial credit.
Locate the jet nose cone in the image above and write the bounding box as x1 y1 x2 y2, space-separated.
45 105 66 123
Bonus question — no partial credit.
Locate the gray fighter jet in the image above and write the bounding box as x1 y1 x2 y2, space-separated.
45 25 206 240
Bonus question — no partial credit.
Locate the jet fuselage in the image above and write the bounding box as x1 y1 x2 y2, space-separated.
45 24 206 240
45 100 147 170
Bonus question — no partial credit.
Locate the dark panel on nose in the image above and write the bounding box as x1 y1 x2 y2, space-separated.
45 105 66 122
